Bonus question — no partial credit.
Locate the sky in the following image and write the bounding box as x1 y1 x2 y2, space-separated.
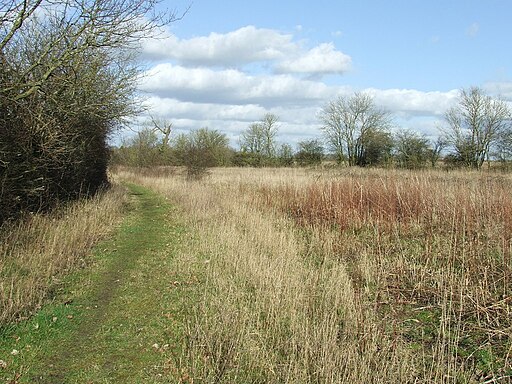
130 0 512 148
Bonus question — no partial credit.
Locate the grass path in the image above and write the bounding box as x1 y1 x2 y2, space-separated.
0 183 202 383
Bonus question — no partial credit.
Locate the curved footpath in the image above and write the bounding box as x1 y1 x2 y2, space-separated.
0 184 198 383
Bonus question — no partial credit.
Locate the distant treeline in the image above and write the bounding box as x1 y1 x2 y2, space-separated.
112 88 512 173
111 123 441 170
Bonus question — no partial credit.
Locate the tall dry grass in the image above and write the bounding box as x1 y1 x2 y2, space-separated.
118 167 512 383
257 169 512 381
0 185 127 324
113 168 397 382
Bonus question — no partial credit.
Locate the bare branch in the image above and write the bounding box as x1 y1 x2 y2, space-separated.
320 92 391 166
443 87 511 168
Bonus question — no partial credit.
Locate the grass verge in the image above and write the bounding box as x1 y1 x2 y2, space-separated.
0 185 127 324
0 183 204 383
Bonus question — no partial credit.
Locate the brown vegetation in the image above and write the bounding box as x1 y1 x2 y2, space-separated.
117 167 512 382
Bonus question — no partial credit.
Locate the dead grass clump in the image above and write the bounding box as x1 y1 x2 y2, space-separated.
0 185 127 324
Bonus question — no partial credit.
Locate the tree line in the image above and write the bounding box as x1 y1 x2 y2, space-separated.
111 115 326 172
113 87 512 172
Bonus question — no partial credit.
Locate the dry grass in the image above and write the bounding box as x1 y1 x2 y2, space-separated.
117 167 512 383
0 185 127 324
16 166 512 381
257 169 512 381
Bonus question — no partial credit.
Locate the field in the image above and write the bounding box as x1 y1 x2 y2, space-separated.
2 166 512 383
117 166 512 383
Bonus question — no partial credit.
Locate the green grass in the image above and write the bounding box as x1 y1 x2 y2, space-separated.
0 183 204 383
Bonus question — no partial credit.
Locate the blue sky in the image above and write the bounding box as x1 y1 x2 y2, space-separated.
133 0 512 147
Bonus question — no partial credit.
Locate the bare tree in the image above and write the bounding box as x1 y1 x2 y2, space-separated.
427 136 447 167
260 113 279 158
239 113 279 164
0 0 43 52
240 123 265 155
1 0 181 101
150 116 173 148
394 129 430 169
443 87 511 168
319 92 391 166
295 139 324 166
277 143 294 166
496 129 512 163
178 128 231 179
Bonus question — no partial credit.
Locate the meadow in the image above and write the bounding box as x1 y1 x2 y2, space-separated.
117 166 512 383
1 166 511 383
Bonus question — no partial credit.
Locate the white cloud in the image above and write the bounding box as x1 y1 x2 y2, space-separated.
145 96 266 122
133 26 462 146
365 88 459 116
393 117 443 139
142 25 295 66
138 70 458 146
139 63 335 107
483 81 512 101
275 43 352 76
142 26 352 77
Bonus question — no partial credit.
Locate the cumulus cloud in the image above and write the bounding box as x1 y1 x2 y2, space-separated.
275 43 352 76
142 26 352 77
142 25 296 66
139 73 458 146
134 26 460 145
365 88 459 116
144 96 266 122
139 63 335 107
483 81 512 101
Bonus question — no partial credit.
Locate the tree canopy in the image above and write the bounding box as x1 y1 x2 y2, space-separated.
444 87 511 168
